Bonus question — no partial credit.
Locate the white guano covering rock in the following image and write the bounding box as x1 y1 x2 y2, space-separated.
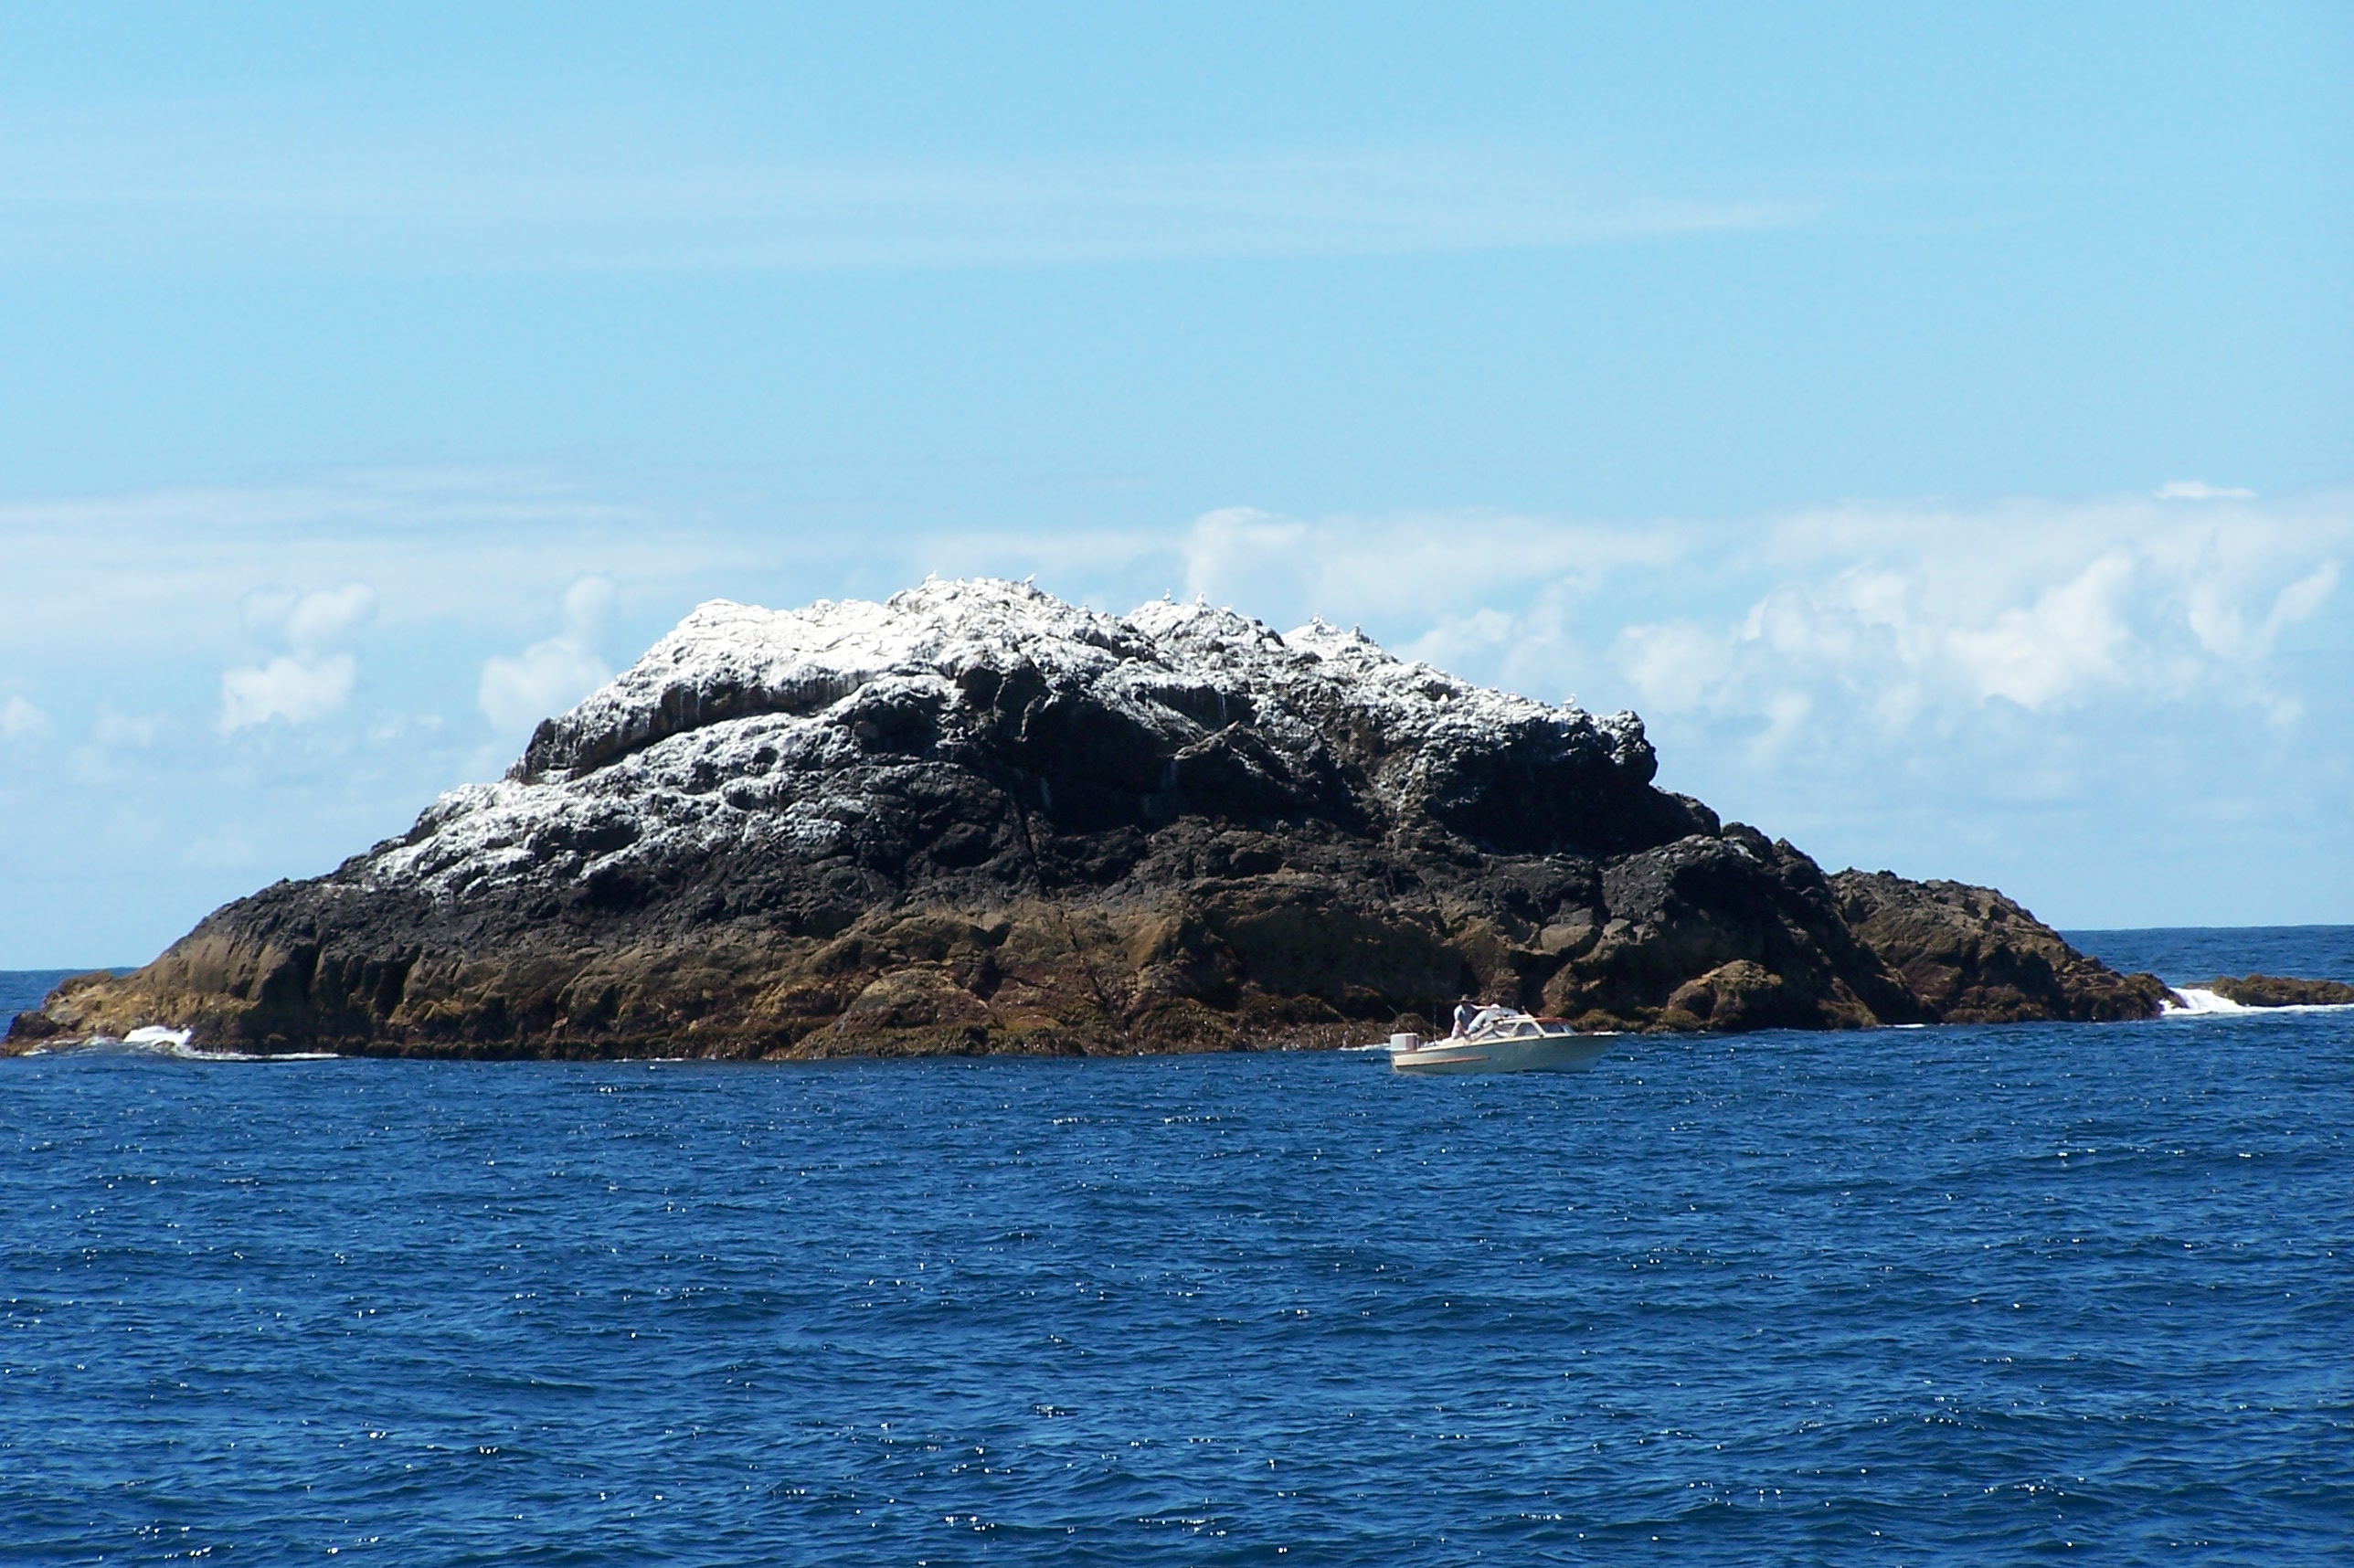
363 578 1654 903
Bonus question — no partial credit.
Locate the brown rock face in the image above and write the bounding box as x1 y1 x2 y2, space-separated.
6 582 2163 1058
11 825 1935 1060
1829 871 2169 1023
2207 974 2354 1007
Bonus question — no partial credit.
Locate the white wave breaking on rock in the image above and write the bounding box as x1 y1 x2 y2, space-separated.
26 1025 339 1061
2160 987 2354 1017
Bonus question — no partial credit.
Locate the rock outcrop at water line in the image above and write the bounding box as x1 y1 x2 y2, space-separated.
1828 871 2174 1023
2205 974 2354 1008
6 578 2166 1059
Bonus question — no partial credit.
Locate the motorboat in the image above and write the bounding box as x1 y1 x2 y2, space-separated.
1375 1007 1610 1076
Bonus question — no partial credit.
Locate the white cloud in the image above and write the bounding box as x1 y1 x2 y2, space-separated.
1176 504 1682 699
478 576 619 736
1 694 48 739
558 575 618 644
1938 547 2139 708
1617 620 1734 714
215 582 376 732
220 654 358 732
0 118 1817 273
1178 504 1688 622
2269 561 2341 638
239 582 376 649
2 466 2348 936
479 641 609 735
1060 493 2352 913
1571 494 2351 736
960 495 2353 764
95 711 161 747
285 584 377 651
0 471 697 680
2157 480 2257 501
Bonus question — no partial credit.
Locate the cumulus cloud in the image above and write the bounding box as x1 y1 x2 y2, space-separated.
284 583 377 650
1180 504 1682 626
1173 504 1686 705
479 576 618 736
219 582 377 733
1108 489 2354 918
1 694 49 739
996 495 2349 763
1636 541 2157 727
239 582 376 648
1616 620 1734 715
5 462 2348 934
479 643 608 736
96 712 157 746
220 654 358 731
557 574 618 643
1621 495 2345 733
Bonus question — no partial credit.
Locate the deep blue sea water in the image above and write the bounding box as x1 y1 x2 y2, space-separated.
4 931 2350 1564
2065 927 2354 989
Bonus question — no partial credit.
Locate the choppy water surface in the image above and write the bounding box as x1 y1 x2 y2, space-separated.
5 934 2351 1564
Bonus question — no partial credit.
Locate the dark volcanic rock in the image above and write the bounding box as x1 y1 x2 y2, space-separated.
1829 870 2169 1022
2207 974 2354 1008
8 580 2159 1057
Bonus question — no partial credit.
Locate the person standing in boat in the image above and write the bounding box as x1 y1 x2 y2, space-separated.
1451 999 1478 1038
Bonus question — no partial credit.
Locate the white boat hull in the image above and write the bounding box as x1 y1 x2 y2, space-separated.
1388 1032 1609 1076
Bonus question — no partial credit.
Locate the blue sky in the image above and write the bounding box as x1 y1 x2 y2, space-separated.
1 2 2349 964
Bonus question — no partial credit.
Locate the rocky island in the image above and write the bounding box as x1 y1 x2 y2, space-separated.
9 578 2174 1058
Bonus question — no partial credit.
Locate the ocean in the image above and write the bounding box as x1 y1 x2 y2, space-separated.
3 929 2349 1563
